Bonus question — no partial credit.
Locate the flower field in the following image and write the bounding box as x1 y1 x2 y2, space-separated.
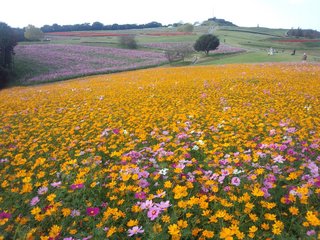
15 44 167 84
1 63 320 239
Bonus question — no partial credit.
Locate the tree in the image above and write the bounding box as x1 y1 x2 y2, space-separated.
91 22 104 30
0 22 17 89
24 25 44 41
164 44 194 64
119 35 138 49
193 34 220 56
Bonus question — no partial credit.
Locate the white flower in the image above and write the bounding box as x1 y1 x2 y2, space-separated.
192 145 199 151
159 168 169 175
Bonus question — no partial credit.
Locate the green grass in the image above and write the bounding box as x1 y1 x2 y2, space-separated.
197 51 304 65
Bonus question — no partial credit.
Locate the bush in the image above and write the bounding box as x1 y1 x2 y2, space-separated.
119 35 138 49
177 23 194 33
24 25 44 41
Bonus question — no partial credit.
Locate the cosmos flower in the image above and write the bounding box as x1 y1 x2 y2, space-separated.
128 226 144 236
86 207 100 216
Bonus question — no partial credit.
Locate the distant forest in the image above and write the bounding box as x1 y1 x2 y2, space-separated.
287 28 320 39
40 21 163 33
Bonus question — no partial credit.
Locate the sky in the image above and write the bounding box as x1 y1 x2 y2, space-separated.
1 0 319 30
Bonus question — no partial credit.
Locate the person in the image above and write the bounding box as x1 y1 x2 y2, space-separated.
302 53 307 61
291 49 296 55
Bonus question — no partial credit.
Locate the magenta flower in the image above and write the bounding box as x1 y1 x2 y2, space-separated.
147 207 161 220
0 211 11 219
112 128 120 134
128 226 144 236
134 191 147 200
231 177 241 186
86 207 100 216
70 183 84 190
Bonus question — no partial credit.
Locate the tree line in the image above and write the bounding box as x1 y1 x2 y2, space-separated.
287 28 320 39
40 21 163 33
0 22 17 89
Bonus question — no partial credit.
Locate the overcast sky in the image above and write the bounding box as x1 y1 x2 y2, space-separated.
1 0 319 30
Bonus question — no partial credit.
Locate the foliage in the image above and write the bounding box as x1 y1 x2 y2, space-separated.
118 35 138 49
0 64 319 239
202 17 237 27
194 34 220 55
177 23 194 33
24 25 44 41
287 28 320 39
0 22 17 89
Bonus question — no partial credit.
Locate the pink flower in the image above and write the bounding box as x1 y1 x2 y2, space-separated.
51 181 62 188
30 196 40 206
156 200 171 210
147 207 161 220
231 177 241 186
37 186 48 195
86 207 100 216
128 226 144 236
138 179 150 188
140 200 153 210
273 155 285 163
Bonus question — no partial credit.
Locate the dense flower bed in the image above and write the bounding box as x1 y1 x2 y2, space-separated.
0 64 319 239
15 44 167 83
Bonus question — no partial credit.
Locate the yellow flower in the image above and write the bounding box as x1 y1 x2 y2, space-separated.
168 224 180 236
252 187 264 197
62 208 71 217
261 223 270 230
306 211 320 226
289 206 299 215
153 223 162 233
49 225 61 238
219 227 234 239
164 181 172 188
162 215 171 223
46 194 56 202
249 225 258 233
106 226 117 237
202 230 214 238
177 220 188 229
172 185 188 199
127 219 139 227
31 207 41 215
